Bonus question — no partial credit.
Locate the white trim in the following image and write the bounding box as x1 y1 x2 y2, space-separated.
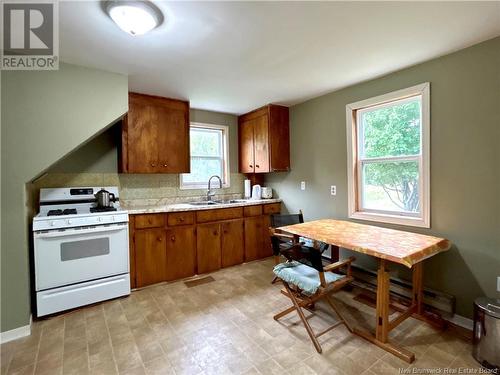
0 315 32 344
446 314 473 331
346 82 430 228
180 122 231 190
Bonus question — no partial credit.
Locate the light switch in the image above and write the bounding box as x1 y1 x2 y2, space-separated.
330 185 336 196
300 181 306 190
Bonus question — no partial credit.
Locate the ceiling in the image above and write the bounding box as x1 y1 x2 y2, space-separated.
60 1 500 114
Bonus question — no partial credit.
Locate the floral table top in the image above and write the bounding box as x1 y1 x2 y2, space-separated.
279 219 451 268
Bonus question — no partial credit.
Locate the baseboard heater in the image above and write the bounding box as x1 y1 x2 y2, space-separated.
346 263 456 317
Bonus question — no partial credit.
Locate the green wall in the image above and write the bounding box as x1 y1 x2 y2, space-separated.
1 63 128 332
266 37 500 318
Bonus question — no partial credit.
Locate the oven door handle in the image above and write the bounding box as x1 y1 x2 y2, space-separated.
34 224 127 239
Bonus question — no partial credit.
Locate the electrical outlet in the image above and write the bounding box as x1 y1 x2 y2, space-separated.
300 181 306 190
497 277 500 292
330 185 336 196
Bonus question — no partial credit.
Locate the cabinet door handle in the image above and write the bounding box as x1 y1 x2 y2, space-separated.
249 164 253 168
171 236 175 242
157 237 162 242
256 165 260 168
163 163 168 167
213 231 218 236
179 217 184 222
151 163 156 167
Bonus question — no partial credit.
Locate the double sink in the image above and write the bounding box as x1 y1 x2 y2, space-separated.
188 199 249 206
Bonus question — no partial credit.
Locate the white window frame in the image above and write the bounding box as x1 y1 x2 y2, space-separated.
180 122 230 190
346 82 430 228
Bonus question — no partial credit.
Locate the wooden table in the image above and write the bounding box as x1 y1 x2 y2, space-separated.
279 219 451 363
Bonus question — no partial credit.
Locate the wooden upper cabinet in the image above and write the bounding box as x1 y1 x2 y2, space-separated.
239 118 255 173
238 104 290 173
253 114 270 172
121 93 190 173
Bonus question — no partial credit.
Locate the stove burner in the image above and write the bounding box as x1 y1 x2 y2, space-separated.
47 208 77 216
90 207 117 213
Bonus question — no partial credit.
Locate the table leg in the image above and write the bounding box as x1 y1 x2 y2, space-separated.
412 262 423 315
375 259 390 343
353 258 415 363
330 245 340 262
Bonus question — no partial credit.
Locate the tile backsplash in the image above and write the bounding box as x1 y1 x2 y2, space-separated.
32 173 246 206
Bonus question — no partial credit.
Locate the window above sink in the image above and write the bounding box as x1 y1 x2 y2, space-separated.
180 123 230 190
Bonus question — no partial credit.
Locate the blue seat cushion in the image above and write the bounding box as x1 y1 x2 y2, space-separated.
273 261 345 296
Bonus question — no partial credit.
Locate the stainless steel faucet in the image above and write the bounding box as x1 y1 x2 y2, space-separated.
207 175 222 201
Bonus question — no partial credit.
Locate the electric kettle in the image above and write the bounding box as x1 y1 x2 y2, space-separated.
251 185 262 200
94 188 116 208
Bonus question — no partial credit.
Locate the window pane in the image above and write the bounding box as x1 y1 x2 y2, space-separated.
361 161 420 213
182 158 223 184
360 97 421 158
190 128 221 157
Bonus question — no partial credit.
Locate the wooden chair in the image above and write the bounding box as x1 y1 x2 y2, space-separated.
269 211 304 266
271 236 355 353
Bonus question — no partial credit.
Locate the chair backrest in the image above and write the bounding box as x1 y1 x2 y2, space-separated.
269 211 328 272
270 212 304 257
270 212 304 228
280 243 324 273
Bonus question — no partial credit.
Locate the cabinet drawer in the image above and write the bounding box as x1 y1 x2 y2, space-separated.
196 207 243 223
244 205 262 217
263 203 281 215
134 214 165 229
167 212 195 226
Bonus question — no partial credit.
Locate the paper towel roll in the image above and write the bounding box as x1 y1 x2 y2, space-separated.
244 179 251 199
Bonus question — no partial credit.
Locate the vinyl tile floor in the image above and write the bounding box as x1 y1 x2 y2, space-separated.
1 258 480 375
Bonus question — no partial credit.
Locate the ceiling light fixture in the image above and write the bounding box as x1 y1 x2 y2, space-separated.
104 1 164 36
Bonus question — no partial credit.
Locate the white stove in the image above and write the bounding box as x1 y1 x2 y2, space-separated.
33 187 130 317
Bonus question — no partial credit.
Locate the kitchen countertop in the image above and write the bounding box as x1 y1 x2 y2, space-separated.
122 198 282 215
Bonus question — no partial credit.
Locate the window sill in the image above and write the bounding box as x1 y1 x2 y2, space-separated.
179 184 230 191
349 211 430 228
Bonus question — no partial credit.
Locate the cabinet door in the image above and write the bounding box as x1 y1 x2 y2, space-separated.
260 215 273 258
127 97 159 173
157 105 190 173
244 216 263 262
166 226 196 281
221 219 244 268
135 228 166 287
239 118 255 173
197 223 221 274
253 114 270 173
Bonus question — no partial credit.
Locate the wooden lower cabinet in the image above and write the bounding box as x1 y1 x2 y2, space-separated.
131 203 280 287
135 228 167 288
260 215 273 258
166 226 196 281
221 219 244 268
197 223 222 274
244 216 264 262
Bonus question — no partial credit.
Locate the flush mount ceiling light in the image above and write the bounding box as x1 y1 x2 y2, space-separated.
104 1 164 36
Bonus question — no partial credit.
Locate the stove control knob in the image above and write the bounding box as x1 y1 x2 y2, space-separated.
50 221 55 226
66 219 72 225
111 216 115 222
97 217 102 222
